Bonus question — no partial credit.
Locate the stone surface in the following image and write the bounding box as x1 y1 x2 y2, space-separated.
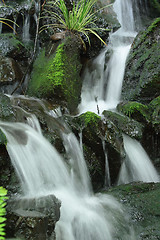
122 18 160 103
108 182 160 240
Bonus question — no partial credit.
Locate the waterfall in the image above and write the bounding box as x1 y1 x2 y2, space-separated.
0 118 136 240
0 22 2 34
78 0 159 186
22 13 30 42
118 135 160 185
78 0 137 114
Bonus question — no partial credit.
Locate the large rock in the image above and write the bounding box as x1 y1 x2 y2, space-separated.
108 182 160 240
117 98 160 169
122 18 160 103
103 110 144 140
27 35 82 113
6 195 61 240
64 111 125 188
0 54 22 87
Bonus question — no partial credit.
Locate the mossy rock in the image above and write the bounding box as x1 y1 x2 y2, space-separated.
117 101 150 124
27 35 82 113
117 97 160 133
103 110 144 140
0 130 7 145
108 182 160 239
0 33 27 58
66 111 125 187
0 94 15 121
149 96 160 132
122 18 160 103
148 0 160 17
0 94 15 144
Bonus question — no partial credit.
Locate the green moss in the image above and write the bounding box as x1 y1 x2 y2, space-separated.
0 33 25 56
0 130 7 145
103 110 144 140
133 18 160 49
28 43 65 98
78 111 101 128
149 96 160 129
122 18 160 102
28 37 82 112
118 102 150 122
150 0 160 14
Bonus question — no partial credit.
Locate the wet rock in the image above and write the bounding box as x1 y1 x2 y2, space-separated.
108 182 160 240
103 110 144 140
117 98 160 168
6 195 61 240
27 35 82 113
0 94 15 121
0 33 29 59
122 18 160 103
50 31 66 41
64 111 125 188
0 55 23 86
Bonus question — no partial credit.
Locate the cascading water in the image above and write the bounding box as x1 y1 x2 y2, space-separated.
118 135 160 185
22 12 30 42
0 0 159 239
0 117 136 240
79 0 159 186
78 0 137 114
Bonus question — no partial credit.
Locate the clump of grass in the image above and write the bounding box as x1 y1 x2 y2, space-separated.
0 1 19 34
40 0 112 46
0 187 8 240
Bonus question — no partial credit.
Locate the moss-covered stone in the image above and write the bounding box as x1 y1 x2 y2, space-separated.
0 33 25 57
148 0 160 17
122 18 160 103
0 94 15 121
117 101 150 123
108 182 160 240
103 110 144 140
77 111 101 128
0 130 7 145
65 111 125 187
0 94 15 144
149 96 160 132
27 36 82 113
117 97 160 133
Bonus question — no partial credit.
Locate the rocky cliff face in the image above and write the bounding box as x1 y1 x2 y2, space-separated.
122 17 160 103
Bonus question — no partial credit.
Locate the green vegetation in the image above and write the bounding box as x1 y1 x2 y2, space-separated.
149 96 160 130
118 98 160 132
28 37 82 112
117 101 150 122
0 187 8 240
122 18 160 102
40 0 112 46
0 130 7 145
0 2 19 34
28 44 65 98
78 111 101 128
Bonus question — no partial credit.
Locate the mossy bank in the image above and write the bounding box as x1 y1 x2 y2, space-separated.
27 35 82 113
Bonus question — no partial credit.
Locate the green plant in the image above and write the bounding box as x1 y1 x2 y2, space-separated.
0 187 8 240
0 2 19 34
40 0 112 46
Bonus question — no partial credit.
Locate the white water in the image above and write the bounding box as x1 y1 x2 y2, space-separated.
0 119 136 240
78 0 159 187
22 13 30 42
118 135 160 185
78 0 137 114
0 22 2 34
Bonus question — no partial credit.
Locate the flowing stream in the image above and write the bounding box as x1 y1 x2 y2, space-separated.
78 0 159 184
78 0 137 114
0 0 159 239
0 118 136 240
